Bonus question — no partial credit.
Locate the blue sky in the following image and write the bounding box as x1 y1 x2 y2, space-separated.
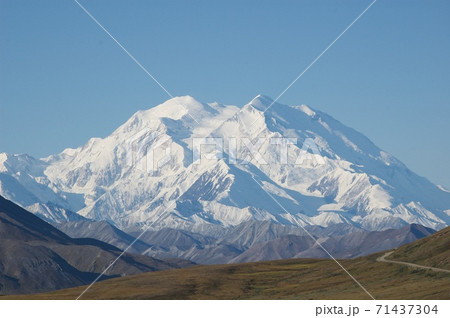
0 0 449 188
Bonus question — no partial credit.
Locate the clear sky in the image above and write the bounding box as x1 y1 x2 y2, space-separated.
0 0 449 188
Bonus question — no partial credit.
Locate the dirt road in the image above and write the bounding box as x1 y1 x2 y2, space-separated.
377 251 450 273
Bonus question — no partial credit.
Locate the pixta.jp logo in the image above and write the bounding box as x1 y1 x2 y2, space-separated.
126 129 172 174
192 137 325 166
126 130 325 174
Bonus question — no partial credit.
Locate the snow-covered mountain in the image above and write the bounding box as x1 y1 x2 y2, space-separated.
1 95 449 233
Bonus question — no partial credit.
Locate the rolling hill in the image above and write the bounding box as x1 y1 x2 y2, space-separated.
389 226 450 270
0 195 192 295
54 220 151 254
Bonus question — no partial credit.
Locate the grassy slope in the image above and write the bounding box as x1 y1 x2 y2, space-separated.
1 254 448 300
389 226 450 270
2 227 449 300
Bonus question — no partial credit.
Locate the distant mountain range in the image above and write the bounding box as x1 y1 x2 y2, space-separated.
1 95 449 235
0 195 192 295
55 218 435 265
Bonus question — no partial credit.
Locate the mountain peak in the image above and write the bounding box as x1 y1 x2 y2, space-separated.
1 96 449 233
251 94 274 102
139 95 226 122
166 95 200 105
143 96 198 119
122 95 204 128
248 94 274 111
